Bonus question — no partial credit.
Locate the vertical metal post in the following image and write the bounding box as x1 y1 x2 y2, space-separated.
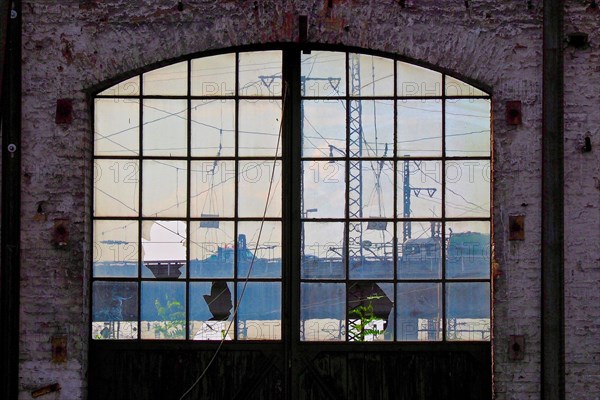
542 1 565 399
0 0 12 98
1 0 21 399
283 47 302 400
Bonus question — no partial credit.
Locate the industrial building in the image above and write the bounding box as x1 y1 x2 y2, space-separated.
1 1 598 399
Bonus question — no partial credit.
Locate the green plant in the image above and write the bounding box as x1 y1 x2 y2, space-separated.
348 295 385 342
154 296 185 339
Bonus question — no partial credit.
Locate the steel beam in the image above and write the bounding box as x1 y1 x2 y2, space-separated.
0 0 10 98
1 1 21 399
542 1 565 399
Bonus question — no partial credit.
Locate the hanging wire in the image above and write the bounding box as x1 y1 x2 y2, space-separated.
178 83 287 400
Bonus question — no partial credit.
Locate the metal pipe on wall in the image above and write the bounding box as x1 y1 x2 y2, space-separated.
542 1 565 399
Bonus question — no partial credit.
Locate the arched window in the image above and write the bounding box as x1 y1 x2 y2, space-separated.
92 47 491 343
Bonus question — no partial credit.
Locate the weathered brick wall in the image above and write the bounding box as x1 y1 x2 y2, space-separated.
563 2 600 400
17 1 598 399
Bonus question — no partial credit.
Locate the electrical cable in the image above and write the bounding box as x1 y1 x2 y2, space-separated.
178 83 286 400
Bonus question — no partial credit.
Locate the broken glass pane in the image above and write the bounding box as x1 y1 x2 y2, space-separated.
347 282 394 341
141 220 187 279
190 281 234 340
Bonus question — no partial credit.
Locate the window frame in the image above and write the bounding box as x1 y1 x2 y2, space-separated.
90 44 492 346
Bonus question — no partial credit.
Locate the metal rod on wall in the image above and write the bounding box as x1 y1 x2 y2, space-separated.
542 1 565 399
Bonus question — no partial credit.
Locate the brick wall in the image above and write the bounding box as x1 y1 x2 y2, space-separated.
17 1 599 399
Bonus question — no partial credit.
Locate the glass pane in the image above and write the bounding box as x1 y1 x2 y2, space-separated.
397 283 442 341
348 222 393 279
302 222 345 279
237 282 281 340
92 281 138 340
397 99 442 157
445 160 490 218
190 160 235 218
94 159 139 217
238 51 282 96
143 61 187 95
359 160 394 219
445 76 488 97
238 100 282 157
98 76 140 96
446 283 490 341
302 100 346 158
397 160 442 219
141 281 186 340
348 282 394 342
355 100 393 157
190 221 234 278
142 160 187 218
238 160 282 218
190 282 234 340
143 99 187 157
93 220 138 277
301 51 346 97
141 220 187 279
191 100 235 157
237 221 281 278
94 98 139 156
397 62 442 97
302 161 345 219
445 221 490 279
301 283 345 341
397 222 442 279
191 54 235 96
349 54 394 97
446 99 491 157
